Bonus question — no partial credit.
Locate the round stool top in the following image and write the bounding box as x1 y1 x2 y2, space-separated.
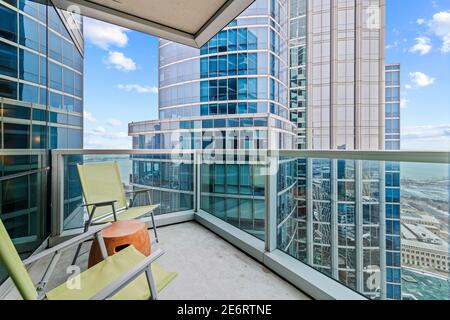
101 220 147 239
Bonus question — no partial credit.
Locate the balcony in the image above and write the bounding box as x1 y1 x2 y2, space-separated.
0 149 449 300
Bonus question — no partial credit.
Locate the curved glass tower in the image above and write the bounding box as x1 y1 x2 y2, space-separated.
130 0 296 151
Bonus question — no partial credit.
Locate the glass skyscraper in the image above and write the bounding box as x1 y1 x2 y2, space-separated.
129 0 296 239
0 0 83 264
130 0 402 299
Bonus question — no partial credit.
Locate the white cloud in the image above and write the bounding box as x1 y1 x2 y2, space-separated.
409 71 435 87
84 126 131 149
386 40 399 50
401 124 450 151
417 18 426 25
400 98 409 109
83 111 96 123
107 118 122 127
117 84 158 94
409 36 432 55
103 51 137 72
84 17 129 50
404 84 412 90
429 10 450 53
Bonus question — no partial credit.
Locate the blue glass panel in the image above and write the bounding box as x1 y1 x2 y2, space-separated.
3 103 30 119
19 49 39 83
200 81 208 102
49 31 62 62
214 119 226 128
200 57 208 78
209 55 217 77
39 56 46 85
248 78 257 99
228 78 237 100
19 14 39 51
228 103 236 114
32 125 47 149
18 83 38 104
49 62 62 91
39 88 46 107
248 53 257 74
228 54 237 75
218 31 227 52
248 102 257 113
218 103 227 115
238 78 247 100
49 91 62 109
218 55 227 76
238 53 247 75
238 102 247 114
4 123 30 149
0 41 17 77
237 28 247 50
228 29 237 51
0 5 17 42
209 79 217 101
200 104 209 116
0 78 18 100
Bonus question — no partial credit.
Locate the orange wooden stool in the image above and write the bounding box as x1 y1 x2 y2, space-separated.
88 220 151 267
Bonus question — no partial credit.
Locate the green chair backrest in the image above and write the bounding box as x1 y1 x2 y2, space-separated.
0 218 37 300
77 162 127 219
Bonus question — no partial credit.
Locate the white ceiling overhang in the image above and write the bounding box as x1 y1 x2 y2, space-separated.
52 0 255 48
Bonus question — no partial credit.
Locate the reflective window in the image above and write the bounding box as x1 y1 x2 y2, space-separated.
0 41 17 78
0 4 17 42
19 49 39 83
19 14 39 51
4 123 30 149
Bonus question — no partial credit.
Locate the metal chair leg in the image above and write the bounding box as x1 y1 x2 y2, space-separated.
150 210 158 243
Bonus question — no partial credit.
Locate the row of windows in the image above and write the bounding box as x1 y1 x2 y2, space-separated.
0 4 82 72
200 53 258 78
132 161 194 192
134 129 289 150
0 121 82 149
201 163 265 197
0 41 82 97
200 28 262 55
0 78 82 113
201 196 265 240
158 101 290 120
200 77 259 102
2 103 82 125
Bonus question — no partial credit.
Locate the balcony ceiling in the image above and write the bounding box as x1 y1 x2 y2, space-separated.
52 0 255 48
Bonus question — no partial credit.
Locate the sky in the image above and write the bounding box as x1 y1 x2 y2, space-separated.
82 0 450 150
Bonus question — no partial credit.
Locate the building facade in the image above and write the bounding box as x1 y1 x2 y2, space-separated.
129 0 403 299
129 0 295 239
0 0 83 260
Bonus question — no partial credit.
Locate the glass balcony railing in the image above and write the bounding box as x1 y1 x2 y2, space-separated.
0 150 50 284
3 149 448 300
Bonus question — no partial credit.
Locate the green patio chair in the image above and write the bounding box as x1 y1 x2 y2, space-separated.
0 219 177 300
72 161 160 264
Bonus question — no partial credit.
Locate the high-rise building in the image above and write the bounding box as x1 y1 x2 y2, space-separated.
129 0 296 239
0 0 83 256
129 0 401 299
384 63 401 299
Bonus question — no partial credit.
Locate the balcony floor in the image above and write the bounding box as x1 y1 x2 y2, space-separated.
7 221 309 300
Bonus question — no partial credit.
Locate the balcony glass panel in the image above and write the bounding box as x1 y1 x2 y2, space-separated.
276 154 449 300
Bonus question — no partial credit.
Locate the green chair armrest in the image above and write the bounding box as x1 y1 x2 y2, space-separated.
90 249 164 300
23 223 112 266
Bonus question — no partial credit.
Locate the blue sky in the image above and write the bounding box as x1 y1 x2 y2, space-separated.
82 0 450 150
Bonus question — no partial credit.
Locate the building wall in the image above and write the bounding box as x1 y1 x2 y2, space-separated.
0 0 83 260
306 0 385 150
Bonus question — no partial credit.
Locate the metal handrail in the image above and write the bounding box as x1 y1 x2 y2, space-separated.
0 167 51 182
51 149 450 164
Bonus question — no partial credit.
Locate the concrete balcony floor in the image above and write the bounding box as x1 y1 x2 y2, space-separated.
6 222 309 300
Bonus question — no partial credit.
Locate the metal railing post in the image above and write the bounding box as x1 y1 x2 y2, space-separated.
265 150 278 252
